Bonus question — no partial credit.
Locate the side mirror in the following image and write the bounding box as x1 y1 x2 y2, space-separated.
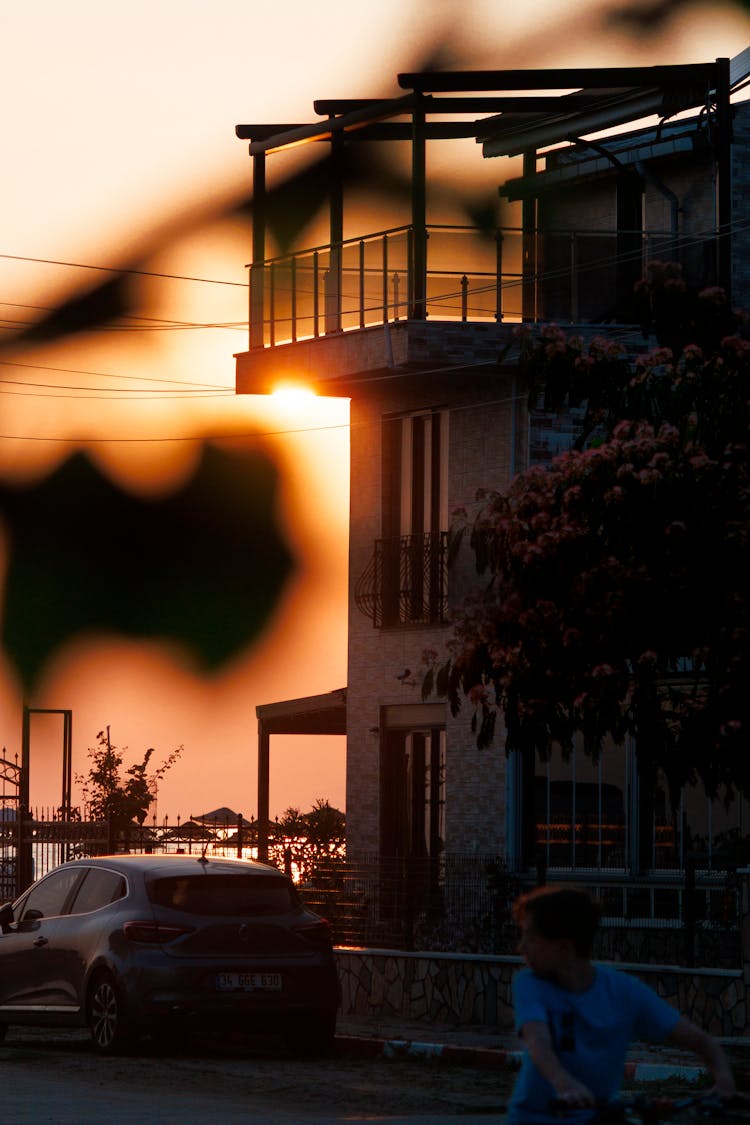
0 902 14 933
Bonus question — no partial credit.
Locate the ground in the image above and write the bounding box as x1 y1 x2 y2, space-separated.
0 1028 513 1117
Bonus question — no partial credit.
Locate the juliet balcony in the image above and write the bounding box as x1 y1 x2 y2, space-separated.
354 532 449 630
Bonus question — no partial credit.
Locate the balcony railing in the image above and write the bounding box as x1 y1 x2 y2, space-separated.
355 532 448 629
247 223 717 348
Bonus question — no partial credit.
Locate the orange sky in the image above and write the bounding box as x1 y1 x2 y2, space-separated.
1 0 748 822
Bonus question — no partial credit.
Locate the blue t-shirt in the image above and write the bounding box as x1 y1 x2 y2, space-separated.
507 965 680 1125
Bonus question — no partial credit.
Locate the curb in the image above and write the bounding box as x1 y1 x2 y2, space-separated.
335 1034 742 1083
624 1061 706 1083
335 1034 522 1070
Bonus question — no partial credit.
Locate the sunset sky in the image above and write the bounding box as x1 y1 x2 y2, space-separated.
1 0 748 823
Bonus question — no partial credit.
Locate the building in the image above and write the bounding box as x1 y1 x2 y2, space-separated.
236 51 750 886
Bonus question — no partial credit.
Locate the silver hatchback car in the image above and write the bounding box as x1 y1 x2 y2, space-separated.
0 853 339 1054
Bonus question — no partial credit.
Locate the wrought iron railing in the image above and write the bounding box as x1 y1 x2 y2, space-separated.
355 531 449 628
247 223 717 347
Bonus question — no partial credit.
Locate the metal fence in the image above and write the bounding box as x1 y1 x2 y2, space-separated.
296 855 742 968
0 812 741 968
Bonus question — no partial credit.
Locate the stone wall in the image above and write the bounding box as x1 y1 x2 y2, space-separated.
335 947 747 1038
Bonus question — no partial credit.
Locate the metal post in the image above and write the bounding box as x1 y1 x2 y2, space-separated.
269 262 276 347
410 95 427 320
359 239 365 329
327 132 344 334
236 813 243 860
290 256 297 343
715 57 732 300
257 721 270 864
495 231 503 322
250 152 266 350
521 151 536 321
382 233 389 323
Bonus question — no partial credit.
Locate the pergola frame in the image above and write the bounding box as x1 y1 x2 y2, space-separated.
255 689 346 862
236 58 733 345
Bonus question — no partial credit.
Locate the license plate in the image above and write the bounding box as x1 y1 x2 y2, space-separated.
215 972 282 992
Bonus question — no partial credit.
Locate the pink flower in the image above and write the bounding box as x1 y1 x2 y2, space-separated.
698 286 726 304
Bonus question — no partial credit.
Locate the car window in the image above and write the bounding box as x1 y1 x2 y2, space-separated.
68 868 127 915
18 867 85 921
148 873 298 916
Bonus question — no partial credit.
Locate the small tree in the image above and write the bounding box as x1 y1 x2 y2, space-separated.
78 727 183 838
272 798 345 881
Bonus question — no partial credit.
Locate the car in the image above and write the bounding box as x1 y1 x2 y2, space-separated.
0 853 339 1054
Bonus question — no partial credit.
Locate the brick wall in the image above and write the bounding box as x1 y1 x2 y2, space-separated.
346 367 521 858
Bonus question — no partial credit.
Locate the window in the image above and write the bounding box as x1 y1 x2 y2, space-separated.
532 741 629 870
518 736 750 874
379 409 449 627
68 868 126 915
148 874 298 916
18 867 84 920
380 706 445 859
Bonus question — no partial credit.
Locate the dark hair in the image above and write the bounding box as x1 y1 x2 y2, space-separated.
513 886 601 957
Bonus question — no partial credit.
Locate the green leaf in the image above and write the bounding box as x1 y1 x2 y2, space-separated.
0 445 294 689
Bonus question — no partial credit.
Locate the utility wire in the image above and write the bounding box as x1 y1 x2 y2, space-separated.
0 251 245 288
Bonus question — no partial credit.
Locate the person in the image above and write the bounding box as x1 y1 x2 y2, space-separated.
507 884 737 1124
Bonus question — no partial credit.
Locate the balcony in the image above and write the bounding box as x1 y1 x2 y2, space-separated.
355 532 448 629
245 223 716 350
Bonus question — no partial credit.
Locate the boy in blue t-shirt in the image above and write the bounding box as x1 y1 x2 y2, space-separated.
507 885 736 1124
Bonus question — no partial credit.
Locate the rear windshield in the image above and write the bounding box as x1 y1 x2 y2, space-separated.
148 874 299 916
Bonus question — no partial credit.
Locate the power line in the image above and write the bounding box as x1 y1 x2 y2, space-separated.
0 251 246 288
0 357 229 387
0 360 232 400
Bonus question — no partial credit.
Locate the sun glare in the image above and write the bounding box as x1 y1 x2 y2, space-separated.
270 384 317 406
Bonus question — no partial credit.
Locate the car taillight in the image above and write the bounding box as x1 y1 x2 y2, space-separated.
123 921 194 944
292 919 332 944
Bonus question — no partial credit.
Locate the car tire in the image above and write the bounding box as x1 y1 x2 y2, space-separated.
0 1023 7 1043
283 1010 337 1057
87 971 134 1054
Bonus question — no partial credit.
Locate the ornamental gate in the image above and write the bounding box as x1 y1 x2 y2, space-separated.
0 752 21 901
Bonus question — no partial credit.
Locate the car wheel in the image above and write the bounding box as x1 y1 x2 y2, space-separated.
0 1023 7 1043
87 971 134 1054
283 1010 337 1057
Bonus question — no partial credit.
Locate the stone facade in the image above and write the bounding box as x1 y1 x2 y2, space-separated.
336 948 748 1038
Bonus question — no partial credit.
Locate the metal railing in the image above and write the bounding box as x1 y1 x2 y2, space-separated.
1 812 740 967
355 531 449 628
247 224 717 347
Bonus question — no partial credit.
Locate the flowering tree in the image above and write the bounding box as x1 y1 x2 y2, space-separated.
424 273 749 801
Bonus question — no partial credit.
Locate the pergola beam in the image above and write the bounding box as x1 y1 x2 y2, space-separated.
398 62 719 92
